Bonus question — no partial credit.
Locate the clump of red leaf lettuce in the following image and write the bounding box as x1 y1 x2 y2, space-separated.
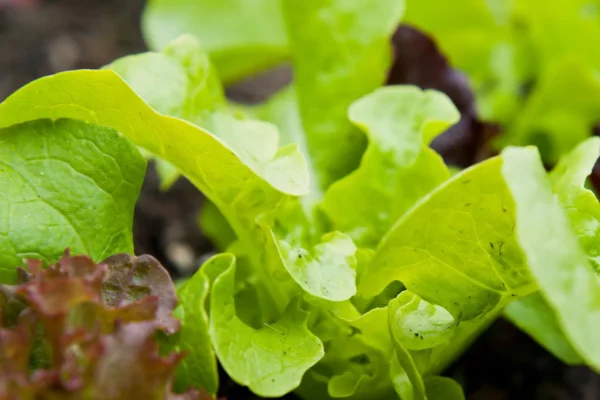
0 250 208 400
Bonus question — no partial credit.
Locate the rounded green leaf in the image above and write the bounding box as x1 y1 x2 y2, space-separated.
361 156 533 320
0 118 145 282
390 291 456 351
502 145 600 371
323 86 458 246
205 253 324 397
170 269 219 394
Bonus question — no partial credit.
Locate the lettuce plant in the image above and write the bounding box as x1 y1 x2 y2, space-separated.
0 1 599 399
0 250 207 399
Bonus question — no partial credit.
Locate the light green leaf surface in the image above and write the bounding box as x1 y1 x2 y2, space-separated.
323 86 459 246
361 156 533 320
298 304 398 400
326 336 394 399
504 293 583 365
390 355 418 400
390 291 456 352
248 85 322 198
107 35 225 125
205 253 324 396
550 137 600 271
142 0 289 84
501 146 600 371
0 118 144 283
424 376 465 400
0 70 308 199
265 199 358 301
107 35 227 189
276 231 357 301
171 264 219 394
389 294 427 400
505 137 600 365
281 0 405 189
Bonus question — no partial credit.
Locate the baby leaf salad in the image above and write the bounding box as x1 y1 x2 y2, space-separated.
1 0 600 399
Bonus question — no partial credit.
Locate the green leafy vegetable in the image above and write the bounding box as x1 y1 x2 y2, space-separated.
360 155 533 320
205 253 324 397
323 86 458 246
388 294 427 400
504 138 600 364
504 293 583 365
142 0 289 84
501 144 600 371
424 376 465 400
107 35 226 189
169 263 219 394
282 0 405 189
549 137 600 270
389 291 456 352
4 1 600 398
0 70 309 199
0 118 145 283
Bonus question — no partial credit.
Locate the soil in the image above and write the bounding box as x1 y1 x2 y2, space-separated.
1 1 599 399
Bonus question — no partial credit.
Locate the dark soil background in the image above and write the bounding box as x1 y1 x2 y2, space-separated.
1 1 599 399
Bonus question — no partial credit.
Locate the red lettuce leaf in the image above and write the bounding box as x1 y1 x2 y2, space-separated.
0 250 207 400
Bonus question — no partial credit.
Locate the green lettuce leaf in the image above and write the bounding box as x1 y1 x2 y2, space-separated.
549 137 600 269
281 0 405 189
204 253 324 397
424 376 465 400
386 290 468 400
0 70 308 198
504 137 600 365
389 291 456 352
0 118 145 283
265 199 358 301
142 0 289 84
388 294 427 400
107 35 226 189
501 145 600 371
246 86 322 197
504 293 583 365
323 86 459 246
111 34 359 300
360 155 534 320
296 305 398 400
107 35 225 126
170 265 219 394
